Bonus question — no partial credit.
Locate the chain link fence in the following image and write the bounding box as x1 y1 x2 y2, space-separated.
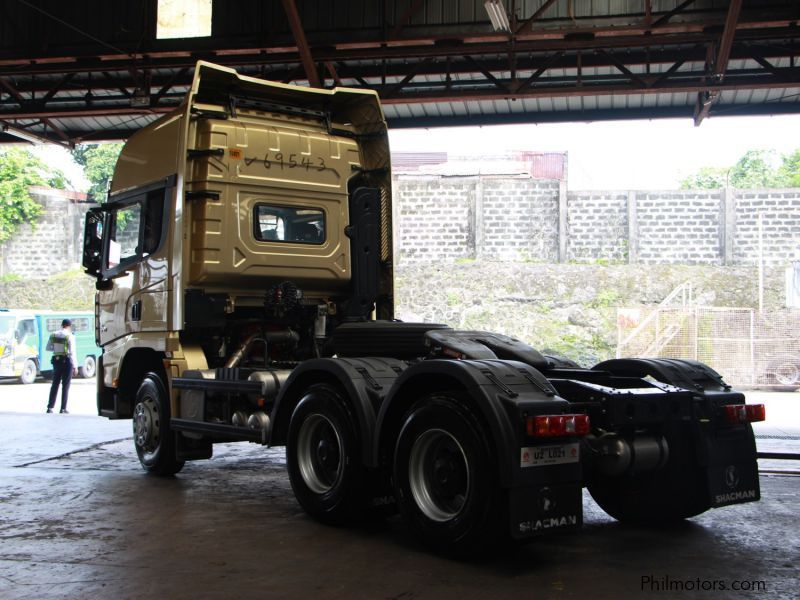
617 306 800 388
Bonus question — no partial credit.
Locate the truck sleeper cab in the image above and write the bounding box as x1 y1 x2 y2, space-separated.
83 62 764 554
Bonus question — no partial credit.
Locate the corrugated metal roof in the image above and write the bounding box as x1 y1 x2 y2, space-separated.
1 0 797 142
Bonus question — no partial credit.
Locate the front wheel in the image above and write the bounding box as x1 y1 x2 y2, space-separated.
79 355 96 379
286 384 365 524
392 394 504 554
132 373 184 475
20 359 37 384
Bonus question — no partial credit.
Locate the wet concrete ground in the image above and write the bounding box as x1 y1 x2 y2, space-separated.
0 381 798 599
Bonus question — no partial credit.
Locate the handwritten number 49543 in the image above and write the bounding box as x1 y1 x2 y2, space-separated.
244 152 326 172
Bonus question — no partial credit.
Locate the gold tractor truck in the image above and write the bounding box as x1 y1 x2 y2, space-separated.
82 62 764 553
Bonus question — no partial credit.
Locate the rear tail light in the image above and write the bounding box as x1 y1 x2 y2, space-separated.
723 404 766 424
527 414 591 437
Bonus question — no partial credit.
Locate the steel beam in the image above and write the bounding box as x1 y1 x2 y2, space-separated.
389 0 427 40
694 0 743 126
280 0 320 87
384 101 800 128
516 0 560 34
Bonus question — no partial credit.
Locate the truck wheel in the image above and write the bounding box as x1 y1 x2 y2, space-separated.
20 359 37 384
132 373 184 475
79 355 96 379
587 437 708 524
393 394 504 554
286 384 365 524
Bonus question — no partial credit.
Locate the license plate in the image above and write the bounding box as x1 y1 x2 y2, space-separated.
520 443 580 468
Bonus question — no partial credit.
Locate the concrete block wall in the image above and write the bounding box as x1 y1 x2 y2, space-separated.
4 181 800 277
0 187 92 278
393 175 800 267
481 179 560 262
394 178 474 263
734 190 800 266
567 191 629 263
637 191 723 265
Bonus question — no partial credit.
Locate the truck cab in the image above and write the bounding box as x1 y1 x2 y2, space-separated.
83 62 764 554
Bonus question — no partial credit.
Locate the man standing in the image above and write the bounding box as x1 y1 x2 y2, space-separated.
46 319 78 414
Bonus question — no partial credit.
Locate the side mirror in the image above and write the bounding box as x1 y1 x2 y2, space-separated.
82 207 105 277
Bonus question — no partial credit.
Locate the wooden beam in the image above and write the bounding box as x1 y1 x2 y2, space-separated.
280 0 321 87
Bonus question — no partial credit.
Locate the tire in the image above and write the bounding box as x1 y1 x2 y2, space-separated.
765 355 800 391
132 373 184 475
392 394 505 554
587 434 708 525
286 384 365 524
20 359 37 384
79 355 97 379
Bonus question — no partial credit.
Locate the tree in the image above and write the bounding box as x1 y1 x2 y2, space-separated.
71 143 123 202
679 166 729 189
777 148 800 188
679 148 797 189
0 147 68 242
727 149 781 188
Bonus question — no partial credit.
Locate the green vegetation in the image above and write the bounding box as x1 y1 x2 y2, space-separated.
680 148 799 189
589 288 621 309
71 143 124 202
777 148 800 187
0 270 94 310
0 273 22 284
0 148 69 242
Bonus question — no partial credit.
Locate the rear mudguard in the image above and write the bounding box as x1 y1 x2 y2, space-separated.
269 357 407 460
594 358 760 509
374 358 585 538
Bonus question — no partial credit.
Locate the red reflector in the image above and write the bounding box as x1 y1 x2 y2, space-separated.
527 414 590 437
724 404 766 424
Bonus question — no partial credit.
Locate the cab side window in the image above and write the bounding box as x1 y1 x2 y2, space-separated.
102 183 170 277
254 204 325 245
108 203 143 268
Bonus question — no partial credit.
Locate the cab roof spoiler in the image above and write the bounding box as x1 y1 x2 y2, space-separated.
188 61 387 138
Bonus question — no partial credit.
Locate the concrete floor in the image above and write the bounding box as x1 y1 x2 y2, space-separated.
0 380 798 599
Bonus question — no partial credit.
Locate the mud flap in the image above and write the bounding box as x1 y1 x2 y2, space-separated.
509 482 583 539
704 426 760 508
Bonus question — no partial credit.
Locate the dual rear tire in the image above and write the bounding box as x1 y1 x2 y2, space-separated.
286 384 366 523
392 395 505 553
286 388 504 553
